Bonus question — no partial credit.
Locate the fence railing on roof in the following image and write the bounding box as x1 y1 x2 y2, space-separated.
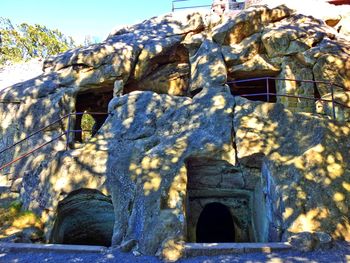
227 77 349 120
172 0 212 12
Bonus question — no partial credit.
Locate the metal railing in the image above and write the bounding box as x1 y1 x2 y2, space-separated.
0 77 348 172
227 77 349 120
172 0 211 11
0 112 109 172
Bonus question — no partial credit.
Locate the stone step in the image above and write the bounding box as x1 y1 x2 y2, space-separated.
0 242 107 253
184 242 292 257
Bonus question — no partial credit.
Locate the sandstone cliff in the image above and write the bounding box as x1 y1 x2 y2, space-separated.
1 3 350 261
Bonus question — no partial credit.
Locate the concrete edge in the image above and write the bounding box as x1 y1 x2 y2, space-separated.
184 242 293 257
0 242 107 253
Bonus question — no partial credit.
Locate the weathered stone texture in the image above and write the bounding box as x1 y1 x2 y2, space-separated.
234 97 350 241
105 87 236 255
1 4 350 261
189 39 227 92
212 5 294 45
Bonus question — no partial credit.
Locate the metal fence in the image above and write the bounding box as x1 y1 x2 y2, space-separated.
227 77 349 120
1 77 349 172
172 0 212 12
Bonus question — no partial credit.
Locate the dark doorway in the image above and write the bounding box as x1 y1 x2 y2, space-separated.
229 78 277 102
196 202 235 243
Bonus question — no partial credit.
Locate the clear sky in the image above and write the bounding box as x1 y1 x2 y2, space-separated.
0 0 212 44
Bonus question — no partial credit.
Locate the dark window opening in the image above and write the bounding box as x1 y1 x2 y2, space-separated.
196 202 235 243
74 89 112 143
229 78 277 102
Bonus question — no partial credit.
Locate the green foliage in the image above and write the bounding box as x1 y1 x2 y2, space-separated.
81 113 95 142
0 17 76 65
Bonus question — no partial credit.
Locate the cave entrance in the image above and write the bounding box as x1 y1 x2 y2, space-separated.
186 158 254 243
229 78 277 102
196 202 235 243
50 188 114 246
73 88 112 143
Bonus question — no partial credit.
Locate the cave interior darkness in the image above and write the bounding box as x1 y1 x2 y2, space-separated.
196 202 236 243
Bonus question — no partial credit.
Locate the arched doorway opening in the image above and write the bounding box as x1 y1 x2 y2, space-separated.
50 188 114 246
196 202 235 243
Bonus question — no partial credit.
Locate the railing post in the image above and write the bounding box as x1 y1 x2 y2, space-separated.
266 77 270 102
66 113 71 150
330 83 336 120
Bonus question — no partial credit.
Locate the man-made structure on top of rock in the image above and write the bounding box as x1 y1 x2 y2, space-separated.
1 2 350 261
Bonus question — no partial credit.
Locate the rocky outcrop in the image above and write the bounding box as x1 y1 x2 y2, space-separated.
20 140 108 239
234 97 350 241
1 3 350 261
105 87 236 255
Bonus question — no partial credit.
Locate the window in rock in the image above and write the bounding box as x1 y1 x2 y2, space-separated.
229 78 277 102
73 89 112 143
196 202 236 243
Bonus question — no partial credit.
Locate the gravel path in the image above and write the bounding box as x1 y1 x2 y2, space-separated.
0 59 43 93
0 242 349 263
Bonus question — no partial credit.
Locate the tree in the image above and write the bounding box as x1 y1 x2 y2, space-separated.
0 17 76 65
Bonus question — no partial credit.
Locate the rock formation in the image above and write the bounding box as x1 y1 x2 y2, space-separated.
1 2 350 261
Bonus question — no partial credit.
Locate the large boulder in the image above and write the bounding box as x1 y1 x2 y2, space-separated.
276 57 314 113
189 39 227 92
20 141 108 239
212 5 294 45
262 14 333 58
105 87 236 256
233 97 350 241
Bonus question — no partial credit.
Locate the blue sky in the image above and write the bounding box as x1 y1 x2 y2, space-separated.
0 0 212 44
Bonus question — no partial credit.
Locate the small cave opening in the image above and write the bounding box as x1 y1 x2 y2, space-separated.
73 87 112 143
196 202 236 243
229 78 277 102
123 44 190 96
50 188 114 246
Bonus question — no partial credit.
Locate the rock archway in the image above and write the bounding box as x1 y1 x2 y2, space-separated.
50 188 114 246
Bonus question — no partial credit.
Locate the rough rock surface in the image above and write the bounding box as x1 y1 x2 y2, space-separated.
0 3 350 261
234 97 350 241
105 87 235 255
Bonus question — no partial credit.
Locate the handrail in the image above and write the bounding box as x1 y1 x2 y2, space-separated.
0 111 110 173
227 77 346 90
0 133 66 172
227 76 350 120
0 76 348 174
0 114 69 155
